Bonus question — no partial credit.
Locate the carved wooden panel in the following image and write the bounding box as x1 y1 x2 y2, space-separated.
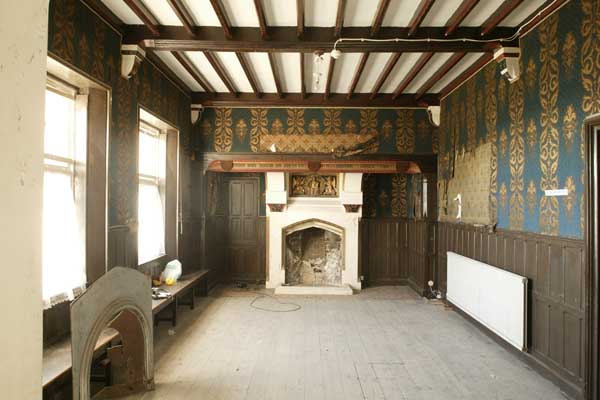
289 174 338 197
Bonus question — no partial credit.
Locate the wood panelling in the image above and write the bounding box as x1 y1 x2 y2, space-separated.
436 222 586 398
107 225 131 269
360 218 433 294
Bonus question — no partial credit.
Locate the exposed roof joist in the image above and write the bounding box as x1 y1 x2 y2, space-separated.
347 53 370 99
165 0 195 36
370 0 391 37
445 0 480 36
370 53 401 100
408 0 436 36
203 51 238 95
236 52 262 97
324 58 336 100
392 52 433 99
253 0 269 39
297 0 305 38
172 51 215 94
439 53 492 98
334 0 347 38
209 0 233 39
123 0 160 36
415 52 466 99
268 53 283 98
481 0 524 36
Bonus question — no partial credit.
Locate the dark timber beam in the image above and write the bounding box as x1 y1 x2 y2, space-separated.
300 53 306 98
236 52 261 97
347 52 369 99
297 0 304 38
415 52 466 99
445 0 480 36
191 92 439 108
268 53 283 98
253 0 269 39
166 0 196 35
519 0 569 35
370 52 401 99
324 58 336 100
392 52 432 99
334 0 347 38
438 53 492 98
125 26 516 52
209 0 233 39
146 51 191 95
203 51 238 95
481 0 524 36
123 0 160 36
408 0 436 36
172 51 215 94
370 0 391 37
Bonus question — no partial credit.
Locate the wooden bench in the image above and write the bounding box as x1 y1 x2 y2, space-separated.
42 268 211 397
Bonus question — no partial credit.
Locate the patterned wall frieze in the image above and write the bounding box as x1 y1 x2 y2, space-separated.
508 79 525 230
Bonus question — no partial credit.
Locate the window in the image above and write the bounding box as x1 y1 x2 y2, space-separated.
42 84 87 308
138 121 167 264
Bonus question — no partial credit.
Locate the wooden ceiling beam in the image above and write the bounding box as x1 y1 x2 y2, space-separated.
123 0 160 36
236 52 261 98
334 0 347 38
347 52 369 99
438 53 492 98
370 0 391 37
209 0 233 39
519 0 569 36
253 0 269 39
481 0 524 36
166 0 195 36
203 51 238 95
146 51 191 95
408 0 436 36
191 92 440 108
300 53 306 99
415 52 466 99
370 52 401 100
124 26 517 53
324 58 336 100
445 0 480 36
268 53 283 98
172 51 215 94
297 0 304 38
392 52 433 99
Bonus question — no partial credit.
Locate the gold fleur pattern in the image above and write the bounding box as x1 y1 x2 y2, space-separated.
396 110 415 153
201 119 212 138
564 176 577 221
484 65 498 219
538 15 560 235
250 108 268 152
466 79 477 152
582 0 600 114
526 58 537 94
323 109 342 134
562 104 577 151
91 22 105 80
499 182 507 211
235 119 248 141
509 79 525 230
391 175 408 218
345 119 357 134
378 190 389 211
271 118 283 135
363 175 377 218
527 181 537 215
499 129 508 156
526 118 537 153
382 120 393 139
417 119 429 142
498 78 507 104
286 109 305 135
214 108 233 152
360 110 378 135
432 128 439 154
308 119 320 134
562 32 577 78
79 34 90 70
51 0 75 62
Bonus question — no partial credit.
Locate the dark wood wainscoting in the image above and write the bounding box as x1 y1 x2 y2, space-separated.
436 222 586 398
360 218 434 294
179 217 203 275
107 225 132 269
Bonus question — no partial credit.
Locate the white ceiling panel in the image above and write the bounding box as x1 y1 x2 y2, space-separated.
460 0 504 26
221 0 260 26
100 0 143 24
154 51 204 91
381 0 421 27
421 0 464 26
501 0 547 26
185 0 221 26
344 0 378 27
141 0 182 25
330 52 362 93
214 52 253 92
185 52 229 92
245 53 278 93
355 53 392 93
305 0 338 27
305 53 331 93
262 0 296 26
429 52 487 93
274 53 301 92
403 52 453 93
379 52 423 93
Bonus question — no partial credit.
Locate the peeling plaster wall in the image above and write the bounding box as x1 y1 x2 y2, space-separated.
0 0 47 398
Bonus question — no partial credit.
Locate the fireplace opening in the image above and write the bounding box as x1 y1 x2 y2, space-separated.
285 226 342 286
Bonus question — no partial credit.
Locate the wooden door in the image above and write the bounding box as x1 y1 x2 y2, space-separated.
227 178 265 281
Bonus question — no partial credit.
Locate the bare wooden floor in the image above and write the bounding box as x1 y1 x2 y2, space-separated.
125 286 567 400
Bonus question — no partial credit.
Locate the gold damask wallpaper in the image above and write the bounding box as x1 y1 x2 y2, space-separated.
438 0 599 238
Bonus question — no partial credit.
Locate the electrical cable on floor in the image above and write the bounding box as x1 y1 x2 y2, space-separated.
249 291 302 313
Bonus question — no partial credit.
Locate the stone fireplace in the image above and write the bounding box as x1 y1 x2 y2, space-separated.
265 172 362 294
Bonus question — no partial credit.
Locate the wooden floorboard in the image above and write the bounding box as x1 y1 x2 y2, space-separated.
124 285 568 400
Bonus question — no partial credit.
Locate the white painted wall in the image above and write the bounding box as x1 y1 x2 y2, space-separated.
0 0 47 398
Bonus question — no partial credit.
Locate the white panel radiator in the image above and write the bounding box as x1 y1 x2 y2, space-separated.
446 252 528 351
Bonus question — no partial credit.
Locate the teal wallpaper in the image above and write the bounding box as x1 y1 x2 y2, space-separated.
199 107 439 154
48 0 192 229
362 174 424 218
438 0 600 239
